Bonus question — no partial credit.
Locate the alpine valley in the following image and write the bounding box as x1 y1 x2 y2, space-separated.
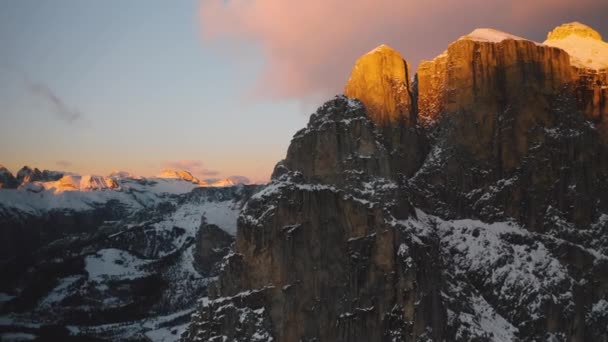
2 22 608 342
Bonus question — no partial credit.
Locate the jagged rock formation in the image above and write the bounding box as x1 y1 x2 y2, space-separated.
16 166 63 184
0 165 18 189
274 98 392 185
185 22 608 342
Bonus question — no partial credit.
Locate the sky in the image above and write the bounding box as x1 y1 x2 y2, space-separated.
1 0 607 183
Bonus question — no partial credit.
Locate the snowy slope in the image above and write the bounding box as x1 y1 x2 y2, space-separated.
0 183 260 341
0 177 202 215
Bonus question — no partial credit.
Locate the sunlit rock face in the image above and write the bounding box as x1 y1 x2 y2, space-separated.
344 45 415 128
410 27 608 231
344 46 428 178
79 175 119 191
417 29 572 164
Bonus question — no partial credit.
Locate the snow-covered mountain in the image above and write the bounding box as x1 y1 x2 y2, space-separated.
544 22 608 70
0 166 261 341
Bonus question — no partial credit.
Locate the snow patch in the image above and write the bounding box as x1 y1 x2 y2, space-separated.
85 248 150 281
461 28 533 44
545 35 608 70
1 332 37 341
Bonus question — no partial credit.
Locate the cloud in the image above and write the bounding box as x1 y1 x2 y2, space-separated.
227 175 251 184
199 0 608 101
56 160 72 168
27 81 83 123
162 160 219 177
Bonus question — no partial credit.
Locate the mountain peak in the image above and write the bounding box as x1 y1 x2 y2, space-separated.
544 22 608 70
460 28 530 43
366 44 399 55
109 170 141 180
547 22 602 41
344 44 414 127
158 169 208 186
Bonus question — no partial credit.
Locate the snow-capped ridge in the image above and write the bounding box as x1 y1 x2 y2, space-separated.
546 22 603 41
544 22 608 70
459 28 532 44
40 174 119 193
157 169 208 186
366 44 400 56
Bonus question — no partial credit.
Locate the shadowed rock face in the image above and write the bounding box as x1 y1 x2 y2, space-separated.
0 166 18 189
275 98 392 185
573 68 608 126
185 23 608 342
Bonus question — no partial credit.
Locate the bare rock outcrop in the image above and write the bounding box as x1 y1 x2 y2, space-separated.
274 97 392 185
344 45 415 128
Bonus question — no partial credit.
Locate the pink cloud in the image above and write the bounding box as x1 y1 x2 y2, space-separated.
227 175 251 184
199 0 608 100
162 160 219 177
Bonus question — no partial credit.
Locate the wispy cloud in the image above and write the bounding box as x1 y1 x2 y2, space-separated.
162 160 219 177
56 160 72 168
227 175 251 184
27 81 83 123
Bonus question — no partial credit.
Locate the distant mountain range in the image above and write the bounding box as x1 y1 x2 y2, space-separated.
0 165 248 192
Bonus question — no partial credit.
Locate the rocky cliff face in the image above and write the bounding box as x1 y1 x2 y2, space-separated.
411 27 608 231
343 45 428 178
184 23 608 342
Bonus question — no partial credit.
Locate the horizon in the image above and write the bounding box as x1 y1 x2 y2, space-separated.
0 163 265 184
1 0 607 183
